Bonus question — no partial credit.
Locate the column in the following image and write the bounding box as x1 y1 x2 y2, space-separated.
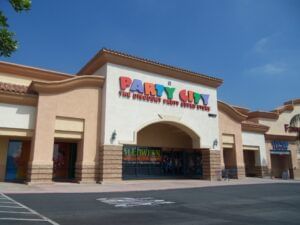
99 145 123 182
202 150 221 180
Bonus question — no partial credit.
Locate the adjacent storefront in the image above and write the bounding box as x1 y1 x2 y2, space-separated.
270 141 293 178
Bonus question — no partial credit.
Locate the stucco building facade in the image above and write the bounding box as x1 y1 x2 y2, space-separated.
0 49 299 183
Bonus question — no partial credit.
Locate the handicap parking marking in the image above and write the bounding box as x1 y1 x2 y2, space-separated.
0 193 60 224
97 197 175 208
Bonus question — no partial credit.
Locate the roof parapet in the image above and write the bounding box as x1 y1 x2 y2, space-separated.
78 48 223 88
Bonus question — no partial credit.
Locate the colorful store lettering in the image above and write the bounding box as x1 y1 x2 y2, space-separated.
119 76 210 111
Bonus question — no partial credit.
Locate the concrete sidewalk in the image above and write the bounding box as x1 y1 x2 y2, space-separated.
1 178 299 194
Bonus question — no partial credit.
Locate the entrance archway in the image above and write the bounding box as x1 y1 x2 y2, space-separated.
122 121 204 179
137 123 193 148
136 120 201 148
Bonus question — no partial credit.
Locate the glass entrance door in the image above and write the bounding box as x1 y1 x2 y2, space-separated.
5 140 31 181
53 142 77 181
182 151 203 177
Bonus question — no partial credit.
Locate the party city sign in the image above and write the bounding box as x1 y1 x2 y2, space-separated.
119 76 210 111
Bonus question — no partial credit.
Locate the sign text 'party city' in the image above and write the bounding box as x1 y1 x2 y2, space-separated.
119 76 210 111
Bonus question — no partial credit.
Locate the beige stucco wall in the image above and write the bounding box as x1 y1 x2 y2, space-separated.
0 136 9 181
218 110 244 173
54 117 84 132
259 105 300 137
0 72 44 86
30 87 102 181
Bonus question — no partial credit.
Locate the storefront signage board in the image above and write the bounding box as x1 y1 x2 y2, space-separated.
119 76 211 112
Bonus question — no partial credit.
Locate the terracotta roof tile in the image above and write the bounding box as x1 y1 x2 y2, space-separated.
0 82 34 95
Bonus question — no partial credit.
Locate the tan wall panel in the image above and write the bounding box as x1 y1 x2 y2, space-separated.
55 117 84 132
222 134 234 144
54 131 83 140
222 143 234 148
243 145 260 151
0 128 33 137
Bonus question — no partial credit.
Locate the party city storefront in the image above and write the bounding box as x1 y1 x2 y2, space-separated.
0 48 299 184
0 49 223 183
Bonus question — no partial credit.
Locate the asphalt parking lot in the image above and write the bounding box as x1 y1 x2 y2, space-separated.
1 183 300 225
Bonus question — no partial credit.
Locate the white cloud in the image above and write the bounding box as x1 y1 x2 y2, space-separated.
246 63 286 76
253 37 269 54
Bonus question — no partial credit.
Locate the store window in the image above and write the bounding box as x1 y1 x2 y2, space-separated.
5 140 31 181
122 145 202 179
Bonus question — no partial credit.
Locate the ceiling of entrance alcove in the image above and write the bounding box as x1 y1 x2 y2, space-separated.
137 123 193 149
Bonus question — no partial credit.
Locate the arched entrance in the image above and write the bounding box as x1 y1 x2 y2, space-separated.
122 121 205 179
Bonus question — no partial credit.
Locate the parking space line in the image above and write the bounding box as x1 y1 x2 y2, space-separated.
0 210 35 214
0 218 46 221
0 194 60 225
0 205 23 208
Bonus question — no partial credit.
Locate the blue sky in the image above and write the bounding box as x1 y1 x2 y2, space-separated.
1 0 299 111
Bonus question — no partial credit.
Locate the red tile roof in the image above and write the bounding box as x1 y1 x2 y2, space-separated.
0 82 34 95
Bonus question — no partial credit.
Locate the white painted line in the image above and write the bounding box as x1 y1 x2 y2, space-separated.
0 201 15 204
1 194 60 225
0 218 46 221
0 210 34 214
0 205 23 208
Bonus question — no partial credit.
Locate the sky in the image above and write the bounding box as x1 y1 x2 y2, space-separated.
1 0 299 111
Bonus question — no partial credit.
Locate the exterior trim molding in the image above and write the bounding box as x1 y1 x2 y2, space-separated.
218 100 248 122
29 75 105 94
0 61 72 81
232 105 250 115
265 134 297 141
247 111 279 120
0 127 33 137
77 48 223 88
54 130 83 140
284 98 300 106
241 121 269 133
246 98 300 119
0 91 37 106
271 104 294 114
243 145 259 151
